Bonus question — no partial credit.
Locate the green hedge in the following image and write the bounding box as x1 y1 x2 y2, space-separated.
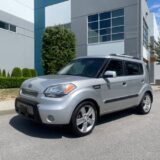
11 67 22 77
0 77 28 89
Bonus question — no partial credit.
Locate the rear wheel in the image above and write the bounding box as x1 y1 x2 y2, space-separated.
71 101 97 137
137 93 152 114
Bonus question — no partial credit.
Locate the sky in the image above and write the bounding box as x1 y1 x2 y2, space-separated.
0 0 34 22
148 0 160 31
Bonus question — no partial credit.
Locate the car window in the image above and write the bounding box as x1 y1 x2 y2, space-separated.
58 58 106 78
125 61 143 76
105 59 124 76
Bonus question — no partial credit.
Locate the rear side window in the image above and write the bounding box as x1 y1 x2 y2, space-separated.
125 61 143 76
106 59 124 76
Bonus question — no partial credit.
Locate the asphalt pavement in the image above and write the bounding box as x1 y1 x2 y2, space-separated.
0 92 160 160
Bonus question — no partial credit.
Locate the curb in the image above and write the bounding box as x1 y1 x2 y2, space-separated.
0 109 15 116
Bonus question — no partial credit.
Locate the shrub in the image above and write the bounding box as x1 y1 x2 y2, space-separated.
30 69 37 77
0 77 27 89
22 68 32 77
42 26 76 74
2 69 6 77
11 67 22 77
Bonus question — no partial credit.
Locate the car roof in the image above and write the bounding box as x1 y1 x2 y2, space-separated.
77 54 143 63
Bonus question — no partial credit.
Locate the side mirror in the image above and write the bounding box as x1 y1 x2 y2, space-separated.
103 71 117 78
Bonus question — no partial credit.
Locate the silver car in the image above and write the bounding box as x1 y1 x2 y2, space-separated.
15 54 153 136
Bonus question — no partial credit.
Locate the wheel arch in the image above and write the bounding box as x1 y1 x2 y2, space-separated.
145 90 153 103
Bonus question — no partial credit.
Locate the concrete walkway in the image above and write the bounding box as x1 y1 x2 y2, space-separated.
0 85 160 116
0 100 15 115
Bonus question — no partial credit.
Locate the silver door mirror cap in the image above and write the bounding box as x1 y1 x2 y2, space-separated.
103 71 117 78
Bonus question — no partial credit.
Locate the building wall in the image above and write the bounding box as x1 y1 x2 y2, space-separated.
0 10 34 73
71 0 141 58
34 0 68 75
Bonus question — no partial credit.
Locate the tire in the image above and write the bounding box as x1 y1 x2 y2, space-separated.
70 101 97 137
137 93 152 114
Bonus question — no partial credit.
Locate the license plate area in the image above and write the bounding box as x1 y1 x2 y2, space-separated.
16 101 34 115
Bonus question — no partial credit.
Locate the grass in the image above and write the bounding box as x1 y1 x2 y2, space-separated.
0 88 19 101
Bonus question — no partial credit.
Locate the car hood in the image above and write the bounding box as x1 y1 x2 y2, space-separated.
21 74 90 93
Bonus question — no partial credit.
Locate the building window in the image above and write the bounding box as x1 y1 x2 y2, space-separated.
88 9 124 44
0 21 9 30
0 21 16 32
10 24 16 32
143 19 148 49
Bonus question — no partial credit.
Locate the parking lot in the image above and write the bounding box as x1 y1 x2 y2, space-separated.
0 91 160 160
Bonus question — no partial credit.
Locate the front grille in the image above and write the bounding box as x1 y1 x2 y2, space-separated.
21 88 38 97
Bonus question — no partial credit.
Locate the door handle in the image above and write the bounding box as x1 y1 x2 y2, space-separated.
122 82 127 86
141 79 145 83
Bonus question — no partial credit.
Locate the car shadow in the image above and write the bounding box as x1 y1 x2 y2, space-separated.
9 108 138 139
97 108 137 125
9 116 75 139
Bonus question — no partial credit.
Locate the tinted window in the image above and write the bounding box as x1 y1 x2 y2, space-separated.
88 37 98 43
58 58 106 78
88 9 124 44
100 35 111 42
100 12 111 20
10 25 16 32
125 61 143 76
106 60 124 76
100 20 111 28
88 22 98 30
0 21 9 30
112 17 124 26
112 9 124 17
100 28 111 35
112 26 124 34
112 33 124 41
88 14 98 22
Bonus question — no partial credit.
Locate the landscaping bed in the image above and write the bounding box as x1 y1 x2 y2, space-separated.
0 88 19 101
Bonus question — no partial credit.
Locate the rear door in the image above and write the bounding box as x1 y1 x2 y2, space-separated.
123 61 144 106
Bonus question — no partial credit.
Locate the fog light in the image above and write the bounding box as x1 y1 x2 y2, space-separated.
47 115 55 123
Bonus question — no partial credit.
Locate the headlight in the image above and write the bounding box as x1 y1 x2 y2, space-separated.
44 83 76 98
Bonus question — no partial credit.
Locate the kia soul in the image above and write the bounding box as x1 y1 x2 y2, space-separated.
15 54 153 136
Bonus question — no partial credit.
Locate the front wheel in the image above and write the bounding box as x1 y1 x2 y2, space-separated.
137 93 152 114
70 101 97 137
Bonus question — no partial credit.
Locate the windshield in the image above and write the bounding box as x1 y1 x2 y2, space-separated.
58 58 106 78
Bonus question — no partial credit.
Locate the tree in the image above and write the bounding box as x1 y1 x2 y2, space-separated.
149 37 160 62
42 26 76 74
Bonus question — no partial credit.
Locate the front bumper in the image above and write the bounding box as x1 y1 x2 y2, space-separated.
15 96 73 125
15 97 42 123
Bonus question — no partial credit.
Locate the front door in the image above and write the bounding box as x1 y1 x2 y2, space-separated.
101 59 129 113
